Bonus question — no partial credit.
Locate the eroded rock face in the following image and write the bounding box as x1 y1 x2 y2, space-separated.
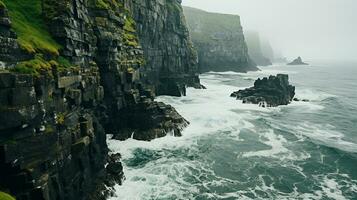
231 74 295 107
0 68 112 200
126 0 203 96
183 6 257 73
288 56 309 65
0 0 197 199
0 4 30 65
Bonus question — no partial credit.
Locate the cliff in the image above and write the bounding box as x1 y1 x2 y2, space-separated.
183 6 257 73
0 0 197 199
245 31 272 66
127 0 203 96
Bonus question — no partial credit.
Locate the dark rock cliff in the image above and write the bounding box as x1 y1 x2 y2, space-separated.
183 6 257 73
0 0 197 199
126 0 203 96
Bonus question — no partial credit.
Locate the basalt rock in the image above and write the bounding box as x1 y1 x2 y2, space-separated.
0 67 110 200
0 0 198 199
231 74 295 107
288 57 309 65
0 4 30 66
112 100 189 141
126 0 203 96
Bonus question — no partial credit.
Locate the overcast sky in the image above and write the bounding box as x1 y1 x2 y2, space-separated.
182 0 357 61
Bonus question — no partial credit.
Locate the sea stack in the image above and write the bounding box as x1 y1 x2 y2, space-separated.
288 56 309 65
231 74 295 107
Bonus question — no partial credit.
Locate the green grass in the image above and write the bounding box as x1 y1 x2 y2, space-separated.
0 191 16 200
3 0 61 55
10 54 73 76
89 0 124 10
0 1 5 9
11 54 52 76
123 17 136 33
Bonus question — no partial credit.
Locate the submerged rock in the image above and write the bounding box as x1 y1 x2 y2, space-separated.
231 74 295 107
293 98 309 102
288 57 309 65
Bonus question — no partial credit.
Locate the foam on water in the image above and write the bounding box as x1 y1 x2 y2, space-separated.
294 122 357 153
108 64 357 199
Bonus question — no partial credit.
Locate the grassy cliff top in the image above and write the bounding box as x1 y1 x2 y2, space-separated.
3 0 61 56
183 6 242 43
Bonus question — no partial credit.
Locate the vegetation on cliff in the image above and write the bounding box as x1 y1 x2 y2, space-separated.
10 54 74 76
3 0 61 55
183 6 242 43
90 0 125 10
0 191 16 200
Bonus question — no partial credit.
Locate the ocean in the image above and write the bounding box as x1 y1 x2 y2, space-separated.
108 62 357 200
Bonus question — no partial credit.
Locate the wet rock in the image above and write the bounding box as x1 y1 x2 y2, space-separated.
293 98 309 102
0 0 197 199
231 74 295 107
112 101 189 141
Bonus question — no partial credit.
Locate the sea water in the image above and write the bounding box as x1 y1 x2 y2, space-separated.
108 61 357 200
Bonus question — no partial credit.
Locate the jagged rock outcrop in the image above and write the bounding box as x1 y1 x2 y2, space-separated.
288 56 309 65
183 6 257 73
245 31 272 66
0 0 196 199
112 100 189 141
231 74 295 107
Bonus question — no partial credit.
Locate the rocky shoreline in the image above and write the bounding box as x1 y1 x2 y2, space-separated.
0 0 198 199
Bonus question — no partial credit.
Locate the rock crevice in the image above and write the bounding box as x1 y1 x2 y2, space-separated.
0 0 197 199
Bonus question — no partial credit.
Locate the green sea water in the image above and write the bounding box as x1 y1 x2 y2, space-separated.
108 62 357 200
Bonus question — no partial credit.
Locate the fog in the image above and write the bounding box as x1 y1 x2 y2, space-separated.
182 0 357 62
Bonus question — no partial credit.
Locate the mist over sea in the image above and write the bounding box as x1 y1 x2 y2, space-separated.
108 61 357 200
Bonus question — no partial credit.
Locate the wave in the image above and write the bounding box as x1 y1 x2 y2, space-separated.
108 65 357 199
293 122 357 154
294 88 337 102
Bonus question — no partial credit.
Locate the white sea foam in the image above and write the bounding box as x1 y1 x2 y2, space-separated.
295 88 336 102
294 122 357 153
242 129 289 158
108 67 356 199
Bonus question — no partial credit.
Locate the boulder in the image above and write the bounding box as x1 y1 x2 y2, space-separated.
231 74 295 107
288 56 309 65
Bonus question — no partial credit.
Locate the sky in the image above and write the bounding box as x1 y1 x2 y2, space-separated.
182 0 357 62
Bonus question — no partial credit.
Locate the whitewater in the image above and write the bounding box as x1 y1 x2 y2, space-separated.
108 62 357 200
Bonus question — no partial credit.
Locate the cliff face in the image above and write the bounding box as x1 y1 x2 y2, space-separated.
245 31 272 66
183 6 257 73
126 0 202 96
0 0 196 199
